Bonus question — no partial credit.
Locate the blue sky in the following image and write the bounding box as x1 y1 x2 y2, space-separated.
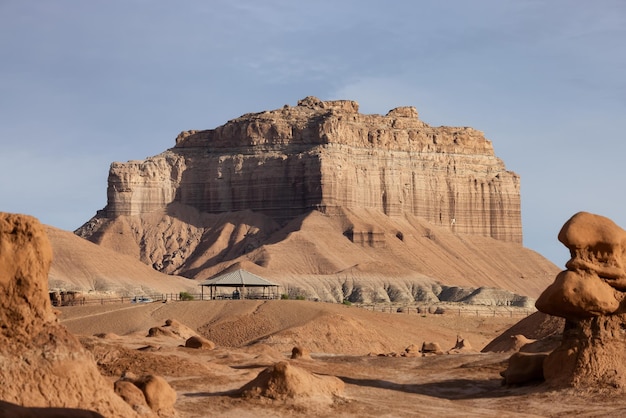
1 1 625 266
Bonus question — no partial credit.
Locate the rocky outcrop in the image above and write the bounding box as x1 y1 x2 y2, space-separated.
0 212 137 417
75 98 559 303
102 96 521 243
535 212 626 390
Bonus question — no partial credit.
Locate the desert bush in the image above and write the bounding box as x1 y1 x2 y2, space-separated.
295 295 306 300
179 291 194 301
281 294 289 300
342 300 352 306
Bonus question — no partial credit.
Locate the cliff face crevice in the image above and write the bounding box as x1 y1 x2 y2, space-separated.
103 96 521 243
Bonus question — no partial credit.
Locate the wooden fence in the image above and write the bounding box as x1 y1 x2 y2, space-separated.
54 293 534 317
354 303 535 317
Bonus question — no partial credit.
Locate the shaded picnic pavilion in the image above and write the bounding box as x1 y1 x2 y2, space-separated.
199 269 280 300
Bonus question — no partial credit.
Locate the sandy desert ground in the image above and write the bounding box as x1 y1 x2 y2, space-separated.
57 299 626 417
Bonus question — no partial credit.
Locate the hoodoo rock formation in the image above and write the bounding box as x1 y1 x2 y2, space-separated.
536 212 626 390
76 97 558 302
0 212 136 417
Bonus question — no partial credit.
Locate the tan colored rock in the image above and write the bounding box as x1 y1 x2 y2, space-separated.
0 213 137 417
447 335 474 353
238 361 344 404
93 96 521 242
543 314 626 390
404 343 421 356
481 312 565 353
501 352 548 385
421 341 444 356
291 346 311 359
121 374 177 417
114 380 152 415
185 335 215 350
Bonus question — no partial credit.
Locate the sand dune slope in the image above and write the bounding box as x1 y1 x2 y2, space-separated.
46 225 196 295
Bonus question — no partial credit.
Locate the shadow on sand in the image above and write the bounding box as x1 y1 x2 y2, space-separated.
336 376 544 400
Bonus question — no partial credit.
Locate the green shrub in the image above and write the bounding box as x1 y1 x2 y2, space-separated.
179 291 194 301
280 293 289 300
295 295 306 300
342 299 352 306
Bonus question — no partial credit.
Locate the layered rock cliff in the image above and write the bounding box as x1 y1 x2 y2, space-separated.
105 96 521 243
77 97 553 303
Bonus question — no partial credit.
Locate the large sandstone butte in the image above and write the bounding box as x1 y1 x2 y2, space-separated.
0 212 137 417
536 212 626 390
104 96 521 242
76 97 558 301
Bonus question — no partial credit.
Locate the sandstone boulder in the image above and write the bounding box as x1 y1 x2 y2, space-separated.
421 341 444 356
291 346 312 360
404 344 421 357
114 380 152 415
185 335 215 350
119 373 177 417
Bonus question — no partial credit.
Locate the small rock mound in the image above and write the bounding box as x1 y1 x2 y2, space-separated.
404 344 421 357
117 373 177 417
114 381 152 415
238 361 344 404
148 319 197 340
291 346 312 360
185 335 215 350
421 341 444 356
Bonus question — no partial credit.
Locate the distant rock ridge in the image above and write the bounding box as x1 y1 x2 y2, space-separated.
104 96 521 243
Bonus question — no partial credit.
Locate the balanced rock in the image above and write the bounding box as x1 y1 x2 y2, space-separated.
536 212 626 390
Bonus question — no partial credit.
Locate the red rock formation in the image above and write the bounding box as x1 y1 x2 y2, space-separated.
536 212 626 391
0 213 137 417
